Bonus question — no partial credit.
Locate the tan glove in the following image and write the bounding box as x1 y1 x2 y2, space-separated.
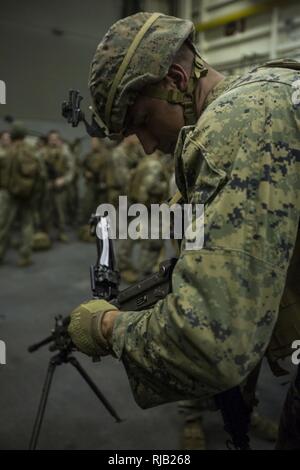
68 299 118 358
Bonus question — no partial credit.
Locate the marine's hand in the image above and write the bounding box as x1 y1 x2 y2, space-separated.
68 299 120 358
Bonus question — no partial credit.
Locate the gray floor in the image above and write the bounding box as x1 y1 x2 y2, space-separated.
0 235 292 450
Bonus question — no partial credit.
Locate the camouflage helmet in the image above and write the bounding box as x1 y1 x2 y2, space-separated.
89 12 207 139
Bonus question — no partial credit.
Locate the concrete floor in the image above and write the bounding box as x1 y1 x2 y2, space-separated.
0 234 292 450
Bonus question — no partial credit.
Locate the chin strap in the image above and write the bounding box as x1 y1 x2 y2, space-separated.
144 45 208 126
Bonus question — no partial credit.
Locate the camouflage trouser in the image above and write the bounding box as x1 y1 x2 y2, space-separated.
276 365 300 450
0 189 34 260
47 189 67 234
66 180 79 225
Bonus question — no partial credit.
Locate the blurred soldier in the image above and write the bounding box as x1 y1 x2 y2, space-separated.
108 135 145 282
66 137 82 227
32 135 52 251
78 137 108 241
0 130 11 207
127 151 169 279
0 131 11 182
106 134 144 207
0 130 11 151
0 122 44 266
43 130 74 242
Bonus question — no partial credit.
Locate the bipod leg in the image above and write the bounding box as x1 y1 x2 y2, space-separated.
29 355 59 450
68 356 122 423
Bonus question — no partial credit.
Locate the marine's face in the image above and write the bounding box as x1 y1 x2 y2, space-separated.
48 132 61 148
124 90 185 155
0 132 11 147
91 137 100 151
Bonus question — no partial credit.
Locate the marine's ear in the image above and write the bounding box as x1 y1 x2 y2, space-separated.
165 64 189 92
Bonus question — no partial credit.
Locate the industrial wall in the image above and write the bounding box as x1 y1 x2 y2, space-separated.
1 0 300 137
138 0 300 74
0 0 122 137
184 0 300 74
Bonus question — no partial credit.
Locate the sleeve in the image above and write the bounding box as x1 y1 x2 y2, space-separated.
111 78 300 409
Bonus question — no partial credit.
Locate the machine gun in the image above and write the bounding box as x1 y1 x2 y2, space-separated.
28 214 177 450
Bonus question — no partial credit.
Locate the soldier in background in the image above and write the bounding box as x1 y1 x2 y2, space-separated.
0 131 11 187
0 130 11 215
106 134 144 207
108 135 145 282
78 137 108 241
0 130 11 152
32 135 52 251
127 151 169 280
66 137 82 227
0 122 44 266
42 130 74 242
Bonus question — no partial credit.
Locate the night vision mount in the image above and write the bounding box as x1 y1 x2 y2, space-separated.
62 90 104 138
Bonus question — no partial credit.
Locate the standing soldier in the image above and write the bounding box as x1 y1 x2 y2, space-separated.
0 130 11 185
43 130 74 242
78 137 108 240
106 135 144 207
128 151 169 279
0 130 11 153
32 135 52 251
66 137 82 227
108 135 145 282
0 122 44 266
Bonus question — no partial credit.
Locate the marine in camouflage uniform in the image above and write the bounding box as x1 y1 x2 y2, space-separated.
31 135 52 251
68 13 300 448
0 123 44 266
66 137 82 226
42 131 75 242
0 130 11 185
